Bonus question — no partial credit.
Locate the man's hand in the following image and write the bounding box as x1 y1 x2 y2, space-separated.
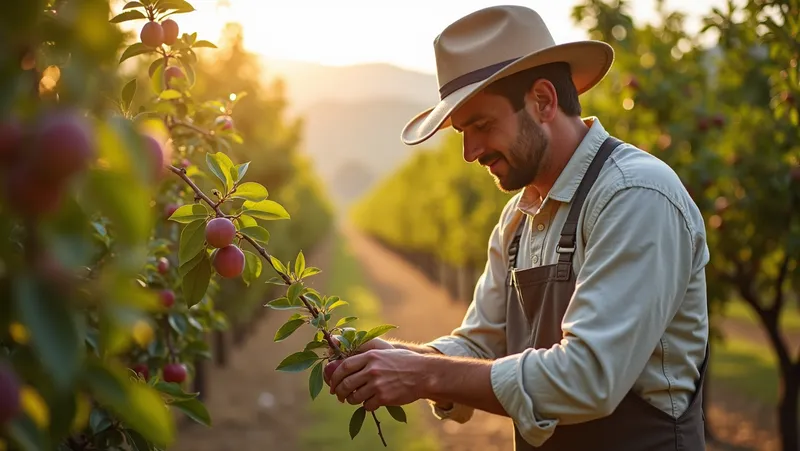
328 349 429 412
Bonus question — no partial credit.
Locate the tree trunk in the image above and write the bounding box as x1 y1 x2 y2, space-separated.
778 369 799 451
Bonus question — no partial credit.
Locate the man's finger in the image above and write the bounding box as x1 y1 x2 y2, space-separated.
329 352 370 393
346 381 376 406
335 368 371 403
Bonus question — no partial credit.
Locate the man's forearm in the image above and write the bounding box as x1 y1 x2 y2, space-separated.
419 354 509 417
389 339 442 355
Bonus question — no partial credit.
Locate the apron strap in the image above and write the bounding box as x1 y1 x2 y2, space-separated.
507 215 527 285
556 136 624 279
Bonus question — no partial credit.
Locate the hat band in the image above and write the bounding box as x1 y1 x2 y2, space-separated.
438 57 519 99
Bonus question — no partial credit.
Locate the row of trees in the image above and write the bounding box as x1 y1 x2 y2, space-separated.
352 0 800 449
0 0 333 450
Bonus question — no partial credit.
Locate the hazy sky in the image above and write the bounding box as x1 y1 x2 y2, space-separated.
116 0 729 74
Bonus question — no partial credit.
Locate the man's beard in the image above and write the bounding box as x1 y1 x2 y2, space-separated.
483 113 548 192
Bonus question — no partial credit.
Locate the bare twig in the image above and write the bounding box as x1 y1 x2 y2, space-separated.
372 411 387 447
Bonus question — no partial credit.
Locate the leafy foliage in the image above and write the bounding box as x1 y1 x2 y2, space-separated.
0 0 332 449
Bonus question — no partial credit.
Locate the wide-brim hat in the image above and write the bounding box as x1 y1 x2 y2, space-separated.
401 5 615 146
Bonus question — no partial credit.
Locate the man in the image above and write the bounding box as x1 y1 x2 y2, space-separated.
326 5 710 450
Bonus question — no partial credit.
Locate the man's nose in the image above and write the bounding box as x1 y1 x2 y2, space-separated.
462 134 484 163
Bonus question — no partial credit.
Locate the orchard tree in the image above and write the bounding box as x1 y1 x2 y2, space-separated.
0 0 398 449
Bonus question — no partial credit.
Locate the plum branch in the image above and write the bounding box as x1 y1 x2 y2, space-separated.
165 162 398 444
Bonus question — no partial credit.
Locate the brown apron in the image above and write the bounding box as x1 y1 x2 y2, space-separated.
505 136 708 450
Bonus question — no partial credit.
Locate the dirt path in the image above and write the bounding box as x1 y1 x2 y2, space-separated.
340 225 781 451
171 235 334 451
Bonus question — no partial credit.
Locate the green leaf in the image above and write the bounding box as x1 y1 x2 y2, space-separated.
124 429 150 451
287 282 305 305
178 219 207 265
110 9 146 23
178 248 205 277
172 398 211 427
192 40 218 48
276 351 319 372
154 382 198 400
239 226 269 245
362 324 398 343
349 406 366 439
304 340 327 351
123 1 144 9
14 273 81 390
119 42 153 63
385 405 407 423
269 255 287 275
206 152 235 193
274 318 305 342
231 182 268 202
242 250 262 286
169 204 210 223
302 267 322 278
265 297 294 310
235 214 258 230
309 361 324 400
234 162 250 183
121 78 137 111
157 0 195 13
241 200 290 221
295 250 306 276
327 300 348 312
168 312 189 335
182 251 211 307
159 89 182 100
86 362 176 446
335 316 357 328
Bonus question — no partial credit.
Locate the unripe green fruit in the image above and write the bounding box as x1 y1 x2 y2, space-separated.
163 363 186 383
161 19 179 45
205 217 236 248
213 245 245 278
0 362 21 425
140 21 164 47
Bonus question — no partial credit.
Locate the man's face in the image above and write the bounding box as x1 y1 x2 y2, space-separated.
451 92 549 192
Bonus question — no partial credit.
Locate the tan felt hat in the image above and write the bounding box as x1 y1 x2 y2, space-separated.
401 5 615 146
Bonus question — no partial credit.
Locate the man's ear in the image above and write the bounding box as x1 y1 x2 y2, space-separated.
524 79 558 123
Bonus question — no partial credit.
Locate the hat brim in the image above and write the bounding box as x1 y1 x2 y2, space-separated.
401 40 615 146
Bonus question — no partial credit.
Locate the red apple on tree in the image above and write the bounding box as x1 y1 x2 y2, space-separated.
205 217 236 248
132 363 149 380
161 19 179 46
164 203 179 219
0 362 21 425
0 117 23 164
212 245 245 278
214 116 233 130
157 257 169 274
163 363 186 383
34 111 95 183
140 21 164 48
160 289 175 308
164 66 185 87
324 359 343 386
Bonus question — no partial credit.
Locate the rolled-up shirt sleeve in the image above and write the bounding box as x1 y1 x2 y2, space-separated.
425 195 521 421
490 186 697 447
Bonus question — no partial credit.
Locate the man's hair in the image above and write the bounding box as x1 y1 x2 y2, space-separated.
484 62 582 116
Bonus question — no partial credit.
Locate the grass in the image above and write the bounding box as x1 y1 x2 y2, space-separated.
298 231 441 451
710 336 780 406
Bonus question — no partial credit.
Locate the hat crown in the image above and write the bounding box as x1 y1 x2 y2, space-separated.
433 5 556 89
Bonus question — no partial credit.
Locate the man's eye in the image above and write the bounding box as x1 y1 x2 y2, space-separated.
475 121 490 131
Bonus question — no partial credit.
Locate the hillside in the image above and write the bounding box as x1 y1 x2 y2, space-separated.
260 58 445 208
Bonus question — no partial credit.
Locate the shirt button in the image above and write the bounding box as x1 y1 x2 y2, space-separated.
537 223 545 231
532 255 539 264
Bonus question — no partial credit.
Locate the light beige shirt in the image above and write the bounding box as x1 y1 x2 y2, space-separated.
425 117 710 447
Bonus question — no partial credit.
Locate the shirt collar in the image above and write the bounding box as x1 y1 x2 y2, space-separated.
517 117 609 214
